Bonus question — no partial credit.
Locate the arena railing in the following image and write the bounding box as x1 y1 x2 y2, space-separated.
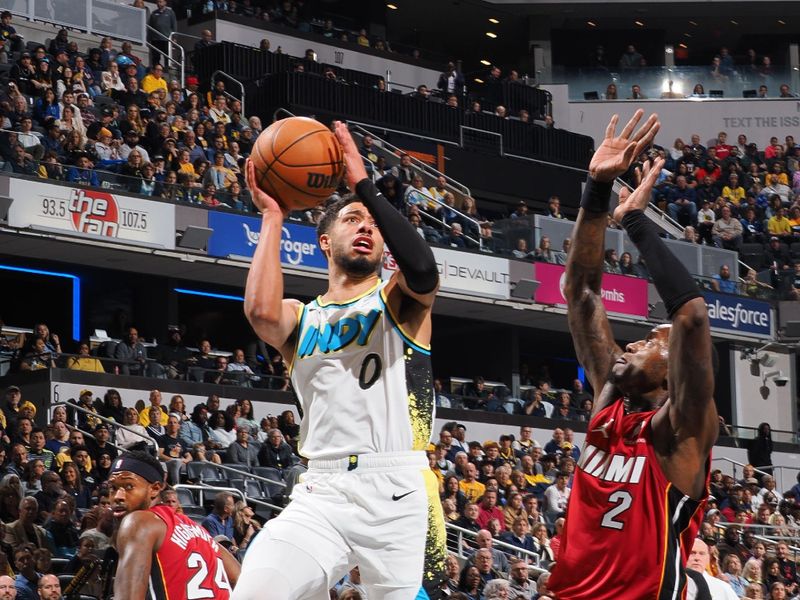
11 344 287 387
211 70 247 118
711 456 799 492
446 522 547 574
0 0 146 44
552 65 798 102
50 402 157 450
344 121 473 199
715 522 800 564
147 25 185 87
249 72 591 168
54 402 289 492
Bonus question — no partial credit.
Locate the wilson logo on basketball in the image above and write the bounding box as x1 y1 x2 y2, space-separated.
306 172 339 189
69 188 120 237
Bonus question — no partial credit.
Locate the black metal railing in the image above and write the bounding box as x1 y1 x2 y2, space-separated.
244 72 593 168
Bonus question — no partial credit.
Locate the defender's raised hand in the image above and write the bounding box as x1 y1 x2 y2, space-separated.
590 110 660 182
612 156 665 223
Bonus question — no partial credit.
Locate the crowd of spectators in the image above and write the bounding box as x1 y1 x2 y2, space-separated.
1 322 290 392
435 374 595 424
0 373 309 597
590 45 795 101
0 13 271 209
3 323 800 599
639 129 800 298
426 420 800 600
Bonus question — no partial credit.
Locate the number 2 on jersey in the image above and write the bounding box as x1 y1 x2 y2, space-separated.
600 490 632 530
186 552 231 599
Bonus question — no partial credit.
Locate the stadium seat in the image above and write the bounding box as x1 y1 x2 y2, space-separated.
176 487 200 507
186 461 223 481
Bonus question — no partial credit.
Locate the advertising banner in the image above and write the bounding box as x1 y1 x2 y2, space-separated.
383 247 510 299
703 291 773 338
7 178 175 249
534 262 649 317
207 212 327 271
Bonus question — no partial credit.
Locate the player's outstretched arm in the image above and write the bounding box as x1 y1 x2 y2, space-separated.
243 158 302 356
333 121 439 306
565 110 659 406
113 511 166 600
615 158 717 499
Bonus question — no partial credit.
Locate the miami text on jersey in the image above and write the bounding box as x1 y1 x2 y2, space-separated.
298 309 381 358
577 444 647 484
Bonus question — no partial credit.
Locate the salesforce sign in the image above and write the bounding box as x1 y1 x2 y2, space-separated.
206 212 327 272
703 291 773 339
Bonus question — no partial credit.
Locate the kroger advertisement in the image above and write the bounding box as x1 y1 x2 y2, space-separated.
703 291 773 339
206 212 327 272
534 262 649 317
7 178 175 249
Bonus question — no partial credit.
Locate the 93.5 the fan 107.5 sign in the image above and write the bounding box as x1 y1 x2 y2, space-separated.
6 178 176 249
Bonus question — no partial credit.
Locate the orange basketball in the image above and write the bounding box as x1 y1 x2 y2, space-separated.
250 117 344 212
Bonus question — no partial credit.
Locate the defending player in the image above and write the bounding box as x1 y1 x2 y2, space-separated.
234 121 446 600
110 451 240 600
548 110 717 599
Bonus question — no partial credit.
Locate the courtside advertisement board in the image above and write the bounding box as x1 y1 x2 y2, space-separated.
206 212 327 272
534 262 649 317
7 178 175 249
703 291 774 339
383 247 510 299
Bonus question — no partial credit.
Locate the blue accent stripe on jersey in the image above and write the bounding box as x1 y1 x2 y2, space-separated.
289 304 307 375
377 290 431 356
315 280 382 308
415 587 431 600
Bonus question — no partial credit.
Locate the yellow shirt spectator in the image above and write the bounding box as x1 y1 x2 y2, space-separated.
721 185 746 206
768 214 793 236
141 67 168 95
459 479 486 504
138 404 168 427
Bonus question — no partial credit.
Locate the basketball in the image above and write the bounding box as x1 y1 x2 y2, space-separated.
249 116 345 212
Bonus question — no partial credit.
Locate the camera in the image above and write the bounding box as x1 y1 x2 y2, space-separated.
774 376 789 387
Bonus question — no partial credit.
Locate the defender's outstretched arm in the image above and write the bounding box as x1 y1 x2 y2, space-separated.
565 110 659 407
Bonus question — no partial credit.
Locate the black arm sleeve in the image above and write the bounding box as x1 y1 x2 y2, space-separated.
355 178 439 294
579 176 614 214
621 210 701 318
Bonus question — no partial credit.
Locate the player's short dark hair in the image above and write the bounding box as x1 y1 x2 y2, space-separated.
30 427 44 436
316 193 359 240
557 471 571 479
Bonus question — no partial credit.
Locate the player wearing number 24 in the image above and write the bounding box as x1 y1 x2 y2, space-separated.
548 111 717 600
111 451 240 600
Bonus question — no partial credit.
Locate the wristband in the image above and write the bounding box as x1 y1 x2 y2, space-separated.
580 176 614 214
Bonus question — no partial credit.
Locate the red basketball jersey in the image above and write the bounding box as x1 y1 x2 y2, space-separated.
548 398 708 600
146 505 232 600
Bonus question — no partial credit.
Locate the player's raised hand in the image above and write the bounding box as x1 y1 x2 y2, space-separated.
332 120 369 191
245 158 287 218
613 156 665 224
590 109 660 183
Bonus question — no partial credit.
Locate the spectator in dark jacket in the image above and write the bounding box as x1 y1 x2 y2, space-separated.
257 429 295 471
747 422 773 475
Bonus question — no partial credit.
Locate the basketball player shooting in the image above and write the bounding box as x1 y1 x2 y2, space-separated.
233 120 446 599
548 110 718 599
110 451 240 600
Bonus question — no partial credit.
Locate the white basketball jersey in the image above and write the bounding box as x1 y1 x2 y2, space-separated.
290 280 435 460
